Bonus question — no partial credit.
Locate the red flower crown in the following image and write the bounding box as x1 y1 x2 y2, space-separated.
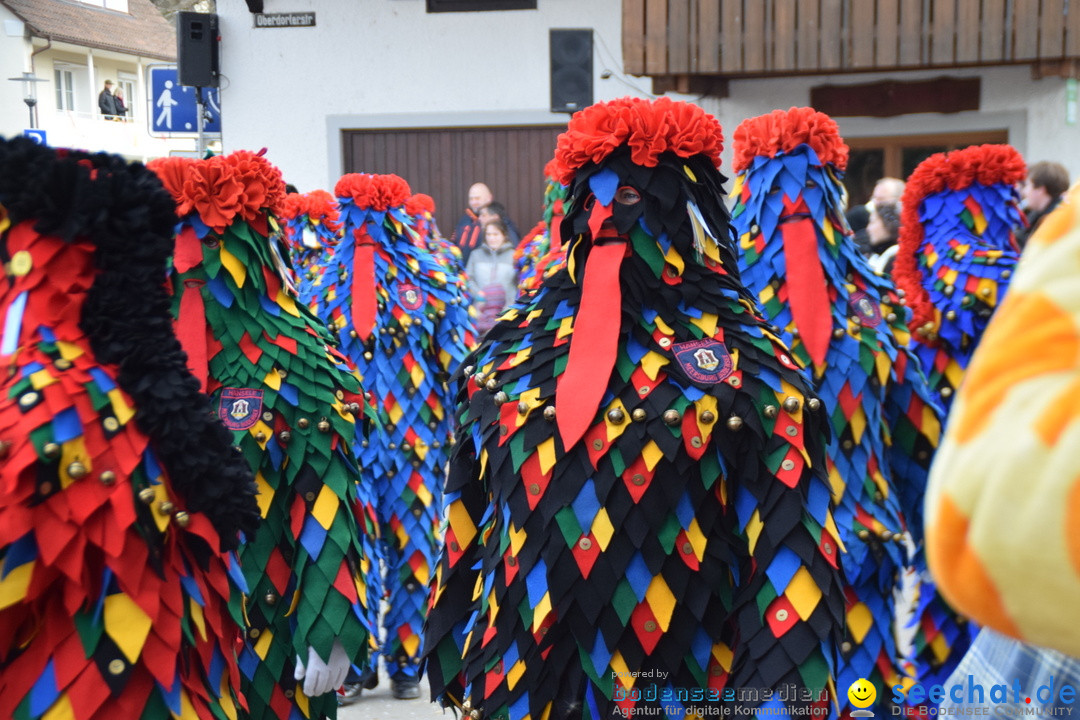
148 150 286 233
732 107 848 173
551 97 724 185
893 143 1026 333
334 173 412 211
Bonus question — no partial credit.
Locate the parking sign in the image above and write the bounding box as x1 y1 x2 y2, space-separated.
148 66 221 135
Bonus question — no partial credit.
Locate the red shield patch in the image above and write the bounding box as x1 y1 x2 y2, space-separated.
398 282 425 310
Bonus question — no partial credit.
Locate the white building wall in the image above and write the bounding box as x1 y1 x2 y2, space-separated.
218 0 1080 191
0 6 33 138
218 0 635 191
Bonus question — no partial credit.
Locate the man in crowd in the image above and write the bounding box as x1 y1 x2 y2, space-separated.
1017 160 1069 247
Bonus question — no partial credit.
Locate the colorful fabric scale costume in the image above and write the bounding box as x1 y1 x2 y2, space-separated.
0 138 259 719
892 144 1026 689
279 189 342 309
313 173 474 685
149 152 376 720
423 97 845 720
729 108 942 713
515 159 569 293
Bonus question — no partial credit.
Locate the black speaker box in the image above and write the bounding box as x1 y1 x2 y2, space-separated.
177 12 220 88
550 29 593 114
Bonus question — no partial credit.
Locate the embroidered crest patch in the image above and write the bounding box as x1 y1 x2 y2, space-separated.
672 339 734 385
849 291 883 328
398 282 425 311
218 388 263 431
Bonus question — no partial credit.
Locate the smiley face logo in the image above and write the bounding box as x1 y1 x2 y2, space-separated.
848 678 877 709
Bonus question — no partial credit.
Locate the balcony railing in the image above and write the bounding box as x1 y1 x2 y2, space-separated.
623 0 1080 80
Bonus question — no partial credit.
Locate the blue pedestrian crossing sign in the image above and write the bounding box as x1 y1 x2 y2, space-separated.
148 66 221 135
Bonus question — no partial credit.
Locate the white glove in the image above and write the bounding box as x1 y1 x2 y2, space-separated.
293 639 350 697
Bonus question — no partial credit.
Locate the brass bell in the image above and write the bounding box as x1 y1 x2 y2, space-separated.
264 591 278 606
517 401 529 415
43 442 61 459
726 416 743 431
631 408 647 422
886 313 897 323
317 419 331 432
138 487 156 504
543 406 556 422
278 430 292 444
67 461 88 480
606 408 625 424
940 386 953 398
663 409 681 426
158 500 175 515
493 391 509 405
782 397 800 413
485 378 498 392
174 511 191 527
401 443 412 453
100 470 117 486
255 431 266 442
297 418 310 429
463 365 475 376
807 398 821 411
832 328 845 339
763 405 778 419
363 352 373 361
700 410 716 424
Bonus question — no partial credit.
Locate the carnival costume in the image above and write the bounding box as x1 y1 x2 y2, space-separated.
892 144 1026 688
422 97 845 720
311 173 474 694
0 138 258 719
150 151 377 720
730 108 942 713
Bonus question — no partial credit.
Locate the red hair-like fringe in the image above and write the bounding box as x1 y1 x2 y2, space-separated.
148 151 286 233
334 173 412 211
893 144 1026 335
551 97 724 185
732 107 849 173
406 193 436 217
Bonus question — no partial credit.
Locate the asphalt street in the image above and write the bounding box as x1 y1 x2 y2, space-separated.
337 677 449 720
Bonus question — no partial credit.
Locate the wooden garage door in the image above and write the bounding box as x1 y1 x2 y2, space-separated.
342 124 567 238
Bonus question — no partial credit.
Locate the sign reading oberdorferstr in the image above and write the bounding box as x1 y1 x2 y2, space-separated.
253 12 316 28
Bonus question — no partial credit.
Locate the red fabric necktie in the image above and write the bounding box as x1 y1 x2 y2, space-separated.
780 198 831 370
556 205 625 450
352 228 377 342
172 227 208 390
176 279 208 391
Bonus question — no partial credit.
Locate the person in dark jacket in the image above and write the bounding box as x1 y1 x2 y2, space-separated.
97 79 118 119
1016 160 1069 248
451 182 492 261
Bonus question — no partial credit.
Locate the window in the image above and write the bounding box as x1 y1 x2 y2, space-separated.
426 0 536 12
54 66 75 111
845 131 1009 206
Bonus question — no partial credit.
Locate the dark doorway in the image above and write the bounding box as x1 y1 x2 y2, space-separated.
341 124 567 238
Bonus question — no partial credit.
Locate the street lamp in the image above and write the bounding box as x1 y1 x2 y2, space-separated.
8 72 46 129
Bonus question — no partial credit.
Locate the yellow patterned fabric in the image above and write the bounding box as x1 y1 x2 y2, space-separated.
926 181 1080 658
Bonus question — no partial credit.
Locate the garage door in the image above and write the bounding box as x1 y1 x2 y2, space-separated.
342 124 567 240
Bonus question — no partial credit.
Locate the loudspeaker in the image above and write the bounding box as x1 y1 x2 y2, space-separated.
177 12 219 88
550 29 593 114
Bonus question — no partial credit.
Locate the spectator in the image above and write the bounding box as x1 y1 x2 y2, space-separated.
97 79 118 119
866 201 901 275
451 182 492 261
465 219 518 336
477 200 521 244
870 176 905 207
113 86 128 118
1016 160 1069 247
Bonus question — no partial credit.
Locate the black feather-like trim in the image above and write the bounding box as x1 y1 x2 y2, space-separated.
0 136 259 550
